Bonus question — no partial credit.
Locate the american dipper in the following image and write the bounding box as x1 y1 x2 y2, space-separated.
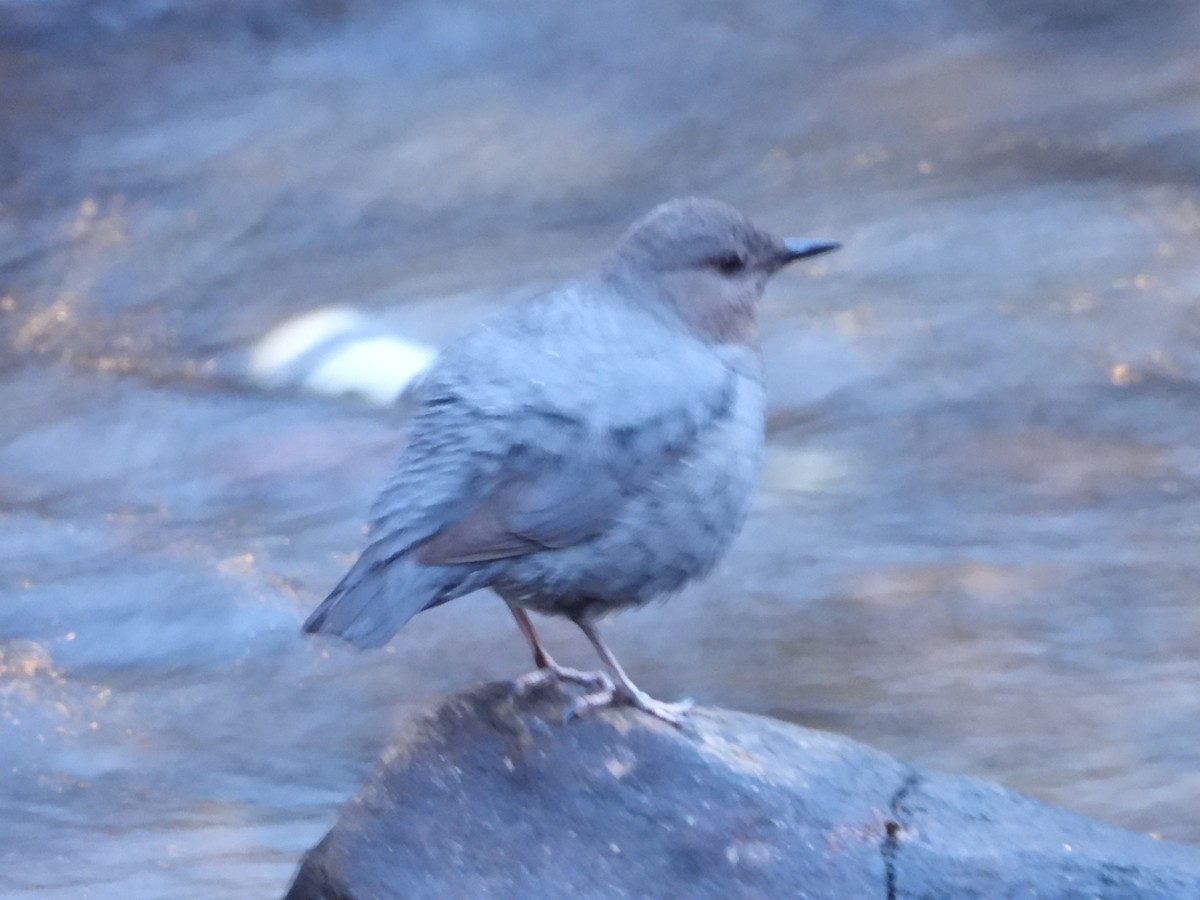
303 198 839 725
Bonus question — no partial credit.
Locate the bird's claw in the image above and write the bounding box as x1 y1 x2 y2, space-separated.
511 663 613 699
563 684 694 728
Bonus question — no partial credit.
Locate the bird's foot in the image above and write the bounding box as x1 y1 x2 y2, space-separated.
511 661 613 698
564 683 694 728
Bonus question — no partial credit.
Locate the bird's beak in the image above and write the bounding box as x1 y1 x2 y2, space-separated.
782 238 841 263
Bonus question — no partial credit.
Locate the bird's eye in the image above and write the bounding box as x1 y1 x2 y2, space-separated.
710 253 747 275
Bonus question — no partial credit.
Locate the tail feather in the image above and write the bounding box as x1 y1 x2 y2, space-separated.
303 546 456 649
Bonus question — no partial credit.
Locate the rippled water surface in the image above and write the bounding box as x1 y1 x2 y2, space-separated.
3 1 1200 895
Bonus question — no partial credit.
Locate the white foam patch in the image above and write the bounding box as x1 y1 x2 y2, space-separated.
250 306 438 404
250 306 367 384
304 337 437 405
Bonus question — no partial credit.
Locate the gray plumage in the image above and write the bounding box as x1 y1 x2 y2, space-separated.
303 197 838 724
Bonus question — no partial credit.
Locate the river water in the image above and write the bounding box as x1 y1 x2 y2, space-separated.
2 1 1200 896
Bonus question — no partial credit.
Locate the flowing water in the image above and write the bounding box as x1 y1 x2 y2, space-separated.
2 1 1200 895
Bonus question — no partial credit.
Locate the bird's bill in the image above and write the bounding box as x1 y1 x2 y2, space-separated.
782 238 841 262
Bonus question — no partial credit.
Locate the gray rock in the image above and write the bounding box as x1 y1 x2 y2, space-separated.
285 684 1200 899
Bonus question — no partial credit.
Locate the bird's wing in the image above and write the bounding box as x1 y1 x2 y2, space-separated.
412 454 632 565
409 379 736 566
366 301 739 567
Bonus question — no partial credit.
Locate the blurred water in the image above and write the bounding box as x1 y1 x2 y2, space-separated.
2 1 1200 896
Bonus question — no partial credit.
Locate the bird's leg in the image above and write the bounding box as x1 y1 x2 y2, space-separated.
506 602 612 695
565 616 694 728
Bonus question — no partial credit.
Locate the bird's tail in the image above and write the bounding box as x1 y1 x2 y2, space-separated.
302 544 464 649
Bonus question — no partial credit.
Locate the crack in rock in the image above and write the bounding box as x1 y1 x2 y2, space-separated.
882 769 922 900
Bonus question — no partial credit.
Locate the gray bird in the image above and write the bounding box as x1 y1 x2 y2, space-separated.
303 197 839 725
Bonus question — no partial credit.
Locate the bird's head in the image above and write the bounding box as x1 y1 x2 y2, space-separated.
604 197 839 346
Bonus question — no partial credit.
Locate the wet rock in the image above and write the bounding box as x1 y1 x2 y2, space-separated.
285 683 1200 899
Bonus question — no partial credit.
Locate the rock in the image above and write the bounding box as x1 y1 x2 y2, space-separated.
286 683 1200 899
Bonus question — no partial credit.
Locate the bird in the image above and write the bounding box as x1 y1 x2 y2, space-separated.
302 197 839 726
